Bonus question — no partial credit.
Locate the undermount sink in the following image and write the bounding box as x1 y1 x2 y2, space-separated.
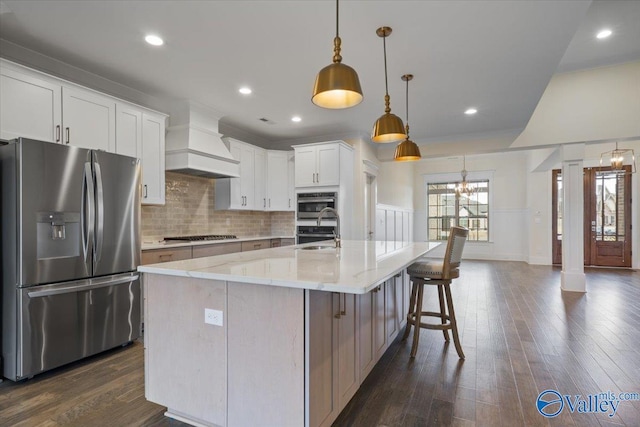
300 245 335 251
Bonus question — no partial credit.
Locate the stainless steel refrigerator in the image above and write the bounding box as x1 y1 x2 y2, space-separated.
1 137 141 381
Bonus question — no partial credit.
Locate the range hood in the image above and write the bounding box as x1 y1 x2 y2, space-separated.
165 104 240 178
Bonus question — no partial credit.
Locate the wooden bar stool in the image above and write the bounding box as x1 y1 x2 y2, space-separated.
402 226 468 359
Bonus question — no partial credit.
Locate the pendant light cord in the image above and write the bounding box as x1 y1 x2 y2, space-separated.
336 0 339 38
383 36 389 96
405 77 409 126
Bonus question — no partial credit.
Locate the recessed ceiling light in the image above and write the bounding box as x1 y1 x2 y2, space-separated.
291 116 302 123
596 29 612 39
145 34 164 46
239 87 252 95
464 108 478 115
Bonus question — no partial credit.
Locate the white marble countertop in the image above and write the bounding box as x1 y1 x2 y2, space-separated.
141 235 296 250
138 240 441 294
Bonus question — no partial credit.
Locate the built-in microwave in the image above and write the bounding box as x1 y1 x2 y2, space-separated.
297 192 337 220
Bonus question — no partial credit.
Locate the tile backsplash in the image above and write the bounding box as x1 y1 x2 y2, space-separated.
142 172 294 242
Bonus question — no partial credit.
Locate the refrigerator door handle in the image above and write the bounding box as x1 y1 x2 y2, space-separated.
81 162 95 263
94 160 104 267
27 274 139 298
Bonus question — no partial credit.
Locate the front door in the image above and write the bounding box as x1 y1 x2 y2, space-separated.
552 166 632 267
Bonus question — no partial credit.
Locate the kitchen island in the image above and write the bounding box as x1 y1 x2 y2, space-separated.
138 240 440 427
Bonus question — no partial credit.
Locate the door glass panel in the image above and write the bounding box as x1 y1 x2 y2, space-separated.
595 171 625 242
556 174 563 241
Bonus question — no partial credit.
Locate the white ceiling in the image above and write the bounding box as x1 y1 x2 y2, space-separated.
1 1 638 149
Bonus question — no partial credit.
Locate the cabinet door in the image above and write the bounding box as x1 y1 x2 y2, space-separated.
337 293 359 409
115 104 141 158
294 146 316 187
358 292 376 380
0 67 61 142
317 144 340 186
141 113 166 205
287 152 295 211
62 86 115 151
240 144 255 209
254 148 266 210
374 284 387 360
266 151 289 211
227 141 243 209
386 278 399 343
308 291 339 427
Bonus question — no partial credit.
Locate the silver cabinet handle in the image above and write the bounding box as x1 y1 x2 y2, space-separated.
333 292 341 319
264 198 266 208
341 293 347 316
56 125 61 142
288 198 291 208
268 199 271 208
65 127 70 144
144 184 148 198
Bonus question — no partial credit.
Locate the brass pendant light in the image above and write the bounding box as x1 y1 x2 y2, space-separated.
372 27 406 143
394 74 421 161
312 0 363 109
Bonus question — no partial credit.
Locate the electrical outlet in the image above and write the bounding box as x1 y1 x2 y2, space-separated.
204 308 223 326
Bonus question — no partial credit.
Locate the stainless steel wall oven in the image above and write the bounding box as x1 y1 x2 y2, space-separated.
297 192 337 220
296 225 337 244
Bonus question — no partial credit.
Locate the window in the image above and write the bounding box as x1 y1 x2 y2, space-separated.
427 180 489 241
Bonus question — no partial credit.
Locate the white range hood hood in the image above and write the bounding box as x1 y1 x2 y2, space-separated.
165 104 240 178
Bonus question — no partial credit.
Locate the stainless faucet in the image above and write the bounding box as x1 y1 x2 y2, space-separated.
317 207 341 248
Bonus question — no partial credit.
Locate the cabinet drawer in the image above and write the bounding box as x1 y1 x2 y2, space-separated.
193 242 242 258
280 238 295 247
141 247 192 265
241 239 271 252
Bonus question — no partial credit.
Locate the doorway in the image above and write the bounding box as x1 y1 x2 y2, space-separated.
552 166 632 267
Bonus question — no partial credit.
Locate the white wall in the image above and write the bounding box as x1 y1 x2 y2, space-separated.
377 161 414 209
411 151 529 261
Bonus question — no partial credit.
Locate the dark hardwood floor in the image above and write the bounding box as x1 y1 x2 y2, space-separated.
1 261 638 426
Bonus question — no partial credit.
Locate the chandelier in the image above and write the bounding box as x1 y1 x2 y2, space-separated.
600 142 636 174
455 156 475 198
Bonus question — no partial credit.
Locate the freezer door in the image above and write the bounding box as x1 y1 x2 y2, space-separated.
8 273 141 381
16 139 92 286
92 150 141 276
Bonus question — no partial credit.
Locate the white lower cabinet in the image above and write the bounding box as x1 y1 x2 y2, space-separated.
308 290 359 427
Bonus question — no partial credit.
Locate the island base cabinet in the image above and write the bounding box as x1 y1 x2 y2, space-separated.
144 274 304 427
306 290 359 427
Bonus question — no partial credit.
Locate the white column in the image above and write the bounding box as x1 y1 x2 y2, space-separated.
560 144 586 292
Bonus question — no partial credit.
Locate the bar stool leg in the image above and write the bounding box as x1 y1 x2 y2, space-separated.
410 281 425 358
402 279 418 341
437 284 450 342
444 283 464 359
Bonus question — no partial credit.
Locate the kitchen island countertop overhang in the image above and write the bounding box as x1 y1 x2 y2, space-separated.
138 240 441 294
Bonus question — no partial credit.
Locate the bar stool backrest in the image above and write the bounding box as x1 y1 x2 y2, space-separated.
442 226 469 280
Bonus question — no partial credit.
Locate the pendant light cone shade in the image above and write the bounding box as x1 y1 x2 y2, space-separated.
372 27 406 143
394 74 421 161
312 62 363 109
311 0 363 109
394 138 421 161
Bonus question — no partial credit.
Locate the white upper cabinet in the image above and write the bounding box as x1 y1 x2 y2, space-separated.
62 86 115 151
255 148 266 210
0 67 61 142
115 105 166 205
1 59 168 205
115 103 142 158
141 112 166 205
293 141 349 188
266 150 293 211
216 138 265 211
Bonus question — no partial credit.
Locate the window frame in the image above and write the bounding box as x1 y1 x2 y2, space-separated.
423 171 495 243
